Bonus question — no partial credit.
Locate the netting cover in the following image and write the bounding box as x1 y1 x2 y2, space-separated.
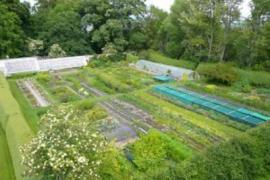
135 60 194 80
154 85 270 126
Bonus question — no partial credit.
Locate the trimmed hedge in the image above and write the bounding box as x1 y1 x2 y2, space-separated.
0 74 34 180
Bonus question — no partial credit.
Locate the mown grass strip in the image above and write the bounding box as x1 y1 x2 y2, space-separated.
8 79 39 133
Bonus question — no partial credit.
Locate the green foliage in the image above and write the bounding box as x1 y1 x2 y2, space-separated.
86 106 108 122
36 1 92 56
0 3 26 58
76 100 96 111
126 53 139 62
48 43 66 58
95 73 131 93
8 80 39 133
36 73 51 84
51 86 80 103
197 63 239 85
177 123 270 180
20 105 108 179
238 70 270 88
145 50 198 70
131 130 192 171
81 0 146 52
233 79 252 93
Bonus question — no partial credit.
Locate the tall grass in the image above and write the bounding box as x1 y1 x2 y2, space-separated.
143 50 198 70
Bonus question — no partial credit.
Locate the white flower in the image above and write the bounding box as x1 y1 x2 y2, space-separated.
78 156 87 164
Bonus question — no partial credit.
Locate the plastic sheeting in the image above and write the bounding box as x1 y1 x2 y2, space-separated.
134 60 195 80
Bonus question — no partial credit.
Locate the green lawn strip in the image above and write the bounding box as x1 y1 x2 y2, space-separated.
0 107 15 180
8 79 39 133
147 50 197 70
133 91 242 140
0 74 34 180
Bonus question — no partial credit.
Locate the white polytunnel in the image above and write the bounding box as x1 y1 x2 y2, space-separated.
134 60 197 80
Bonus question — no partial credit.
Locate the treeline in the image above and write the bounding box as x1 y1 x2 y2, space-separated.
0 0 269 70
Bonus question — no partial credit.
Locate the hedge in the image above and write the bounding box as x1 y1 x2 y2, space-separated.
0 74 34 180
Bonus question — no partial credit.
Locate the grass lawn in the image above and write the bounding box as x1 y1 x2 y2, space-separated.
8 79 40 133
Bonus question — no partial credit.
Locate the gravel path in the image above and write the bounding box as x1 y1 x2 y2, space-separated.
23 80 50 107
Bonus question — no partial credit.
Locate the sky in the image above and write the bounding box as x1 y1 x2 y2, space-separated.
23 0 251 18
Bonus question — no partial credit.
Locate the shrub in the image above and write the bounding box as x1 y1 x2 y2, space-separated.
76 100 96 110
36 73 51 83
131 130 192 171
233 79 252 93
197 63 239 85
176 123 270 180
96 73 131 93
126 53 139 62
238 70 270 88
86 106 108 122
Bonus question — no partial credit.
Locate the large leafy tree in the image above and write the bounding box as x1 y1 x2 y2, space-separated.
36 0 92 56
0 2 25 58
80 0 146 52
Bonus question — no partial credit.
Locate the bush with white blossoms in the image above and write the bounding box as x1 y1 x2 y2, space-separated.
20 105 108 179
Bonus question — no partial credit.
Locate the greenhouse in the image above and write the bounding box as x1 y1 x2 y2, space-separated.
135 60 195 80
0 56 91 76
154 85 270 126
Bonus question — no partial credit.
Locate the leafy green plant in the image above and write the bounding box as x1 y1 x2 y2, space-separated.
76 100 96 111
197 63 239 85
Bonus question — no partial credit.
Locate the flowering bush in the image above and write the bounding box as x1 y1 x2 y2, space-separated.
20 105 107 179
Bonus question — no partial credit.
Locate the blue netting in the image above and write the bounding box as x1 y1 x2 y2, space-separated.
153 85 270 126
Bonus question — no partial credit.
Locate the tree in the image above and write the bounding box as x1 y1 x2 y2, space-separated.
80 0 146 52
143 6 168 50
0 3 25 58
20 105 108 179
48 44 66 58
219 0 243 61
28 38 44 56
37 1 91 56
